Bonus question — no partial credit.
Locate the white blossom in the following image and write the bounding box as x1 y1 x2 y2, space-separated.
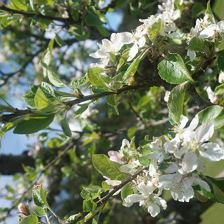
204 86 218 104
165 115 224 174
90 32 133 65
218 71 224 83
159 172 210 202
124 181 167 217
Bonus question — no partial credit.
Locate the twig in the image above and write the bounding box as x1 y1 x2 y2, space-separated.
0 141 75 222
1 83 150 123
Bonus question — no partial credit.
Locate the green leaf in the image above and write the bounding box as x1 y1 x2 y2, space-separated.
121 183 134 200
20 215 39 224
117 49 129 71
206 176 224 204
40 82 55 98
197 105 223 123
88 67 110 90
43 66 65 87
69 25 89 40
148 19 162 41
60 117 72 137
123 51 146 81
42 39 54 67
81 185 102 200
33 206 46 217
0 122 14 138
10 0 28 11
92 154 129 180
70 75 87 90
127 127 136 139
32 185 48 208
83 199 97 212
107 95 119 115
55 34 65 47
197 105 223 129
168 82 188 124
85 7 106 27
14 114 54 134
215 83 224 95
158 53 193 84
213 0 224 19
34 88 49 110
188 37 209 54
75 103 89 117
24 86 38 108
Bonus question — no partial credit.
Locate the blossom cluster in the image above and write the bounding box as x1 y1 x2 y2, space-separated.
106 115 224 217
90 0 181 67
88 0 224 217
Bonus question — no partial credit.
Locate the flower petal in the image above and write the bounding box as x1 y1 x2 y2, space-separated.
195 123 214 142
188 115 199 131
124 194 144 207
128 43 139 61
200 142 224 161
138 182 154 195
179 115 189 129
178 151 198 174
147 203 160 217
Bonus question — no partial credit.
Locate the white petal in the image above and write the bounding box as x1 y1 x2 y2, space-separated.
121 139 130 150
195 123 214 142
165 162 179 173
105 179 121 187
159 173 181 189
179 151 198 174
155 197 167 210
204 86 218 104
187 50 196 61
179 115 189 129
127 43 139 61
218 71 224 83
171 186 194 202
138 36 146 48
108 150 123 164
188 115 199 131
101 39 113 52
164 137 180 154
200 25 218 38
111 32 133 45
148 163 158 176
138 182 154 195
200 142 224 161
120 164 137 174
147 203 160 217
164 91 170 102
173 146 188 159
124 194 144 207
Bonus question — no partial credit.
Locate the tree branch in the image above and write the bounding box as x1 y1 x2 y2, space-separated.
0 153 34 175
0 83 151 123
0 4 73 25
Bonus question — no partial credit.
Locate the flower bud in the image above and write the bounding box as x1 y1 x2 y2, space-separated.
18 203 29 216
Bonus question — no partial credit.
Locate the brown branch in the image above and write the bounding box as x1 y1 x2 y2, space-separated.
73 168 145 223
0 83 151 123
65 83 150 107
0 153 34 175
0 4 73 25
